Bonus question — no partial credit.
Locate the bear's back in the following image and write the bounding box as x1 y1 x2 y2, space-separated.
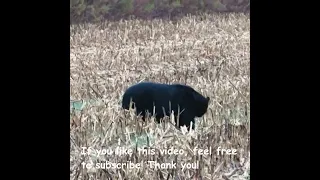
122 82 173 109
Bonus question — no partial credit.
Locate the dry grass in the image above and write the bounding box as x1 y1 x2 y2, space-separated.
70 13 250 180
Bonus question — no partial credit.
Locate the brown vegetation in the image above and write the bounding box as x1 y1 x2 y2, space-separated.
70 12 250 179
70 0 250 24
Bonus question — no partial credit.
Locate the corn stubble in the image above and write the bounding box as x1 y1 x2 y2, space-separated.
71 13 250 180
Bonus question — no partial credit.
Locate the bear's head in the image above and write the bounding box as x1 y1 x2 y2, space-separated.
174 84 210 117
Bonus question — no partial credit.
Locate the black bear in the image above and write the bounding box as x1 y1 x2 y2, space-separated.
121 82 210 129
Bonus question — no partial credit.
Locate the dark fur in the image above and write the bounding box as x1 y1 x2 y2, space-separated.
121 82 210 129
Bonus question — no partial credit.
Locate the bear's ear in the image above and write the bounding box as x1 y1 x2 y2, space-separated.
188 88 197 99
206 97 210 104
